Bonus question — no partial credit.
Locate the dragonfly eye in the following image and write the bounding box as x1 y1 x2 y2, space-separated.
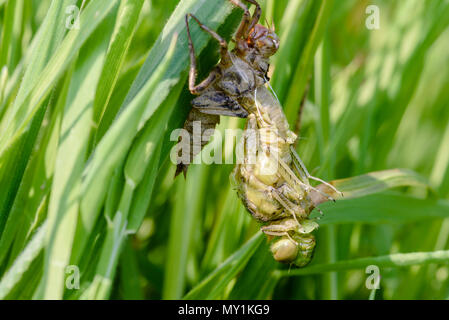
249 25 279 55
267 32 280 48
257 37 279 56
272 38 279 50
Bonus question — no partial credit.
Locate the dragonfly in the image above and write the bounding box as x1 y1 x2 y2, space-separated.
177 0 341 267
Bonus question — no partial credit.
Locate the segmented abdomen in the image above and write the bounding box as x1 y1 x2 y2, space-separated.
175 108 220 177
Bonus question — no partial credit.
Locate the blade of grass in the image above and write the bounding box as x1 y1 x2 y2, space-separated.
0 222 47 300
0 64 74 268
314 34 337 300
77 0 240 268
90 0 145 150
75 37 179 299
6 0 25 71
127 74 187 231
314 193 449 225
0 0 75 134
183 232 264 300
94 57 144 143
276 249 449 277
162 176 195 299
42 10 117 299
74 34 178 264
0 0 118 146
0 0 75 237
120 0 235 110
86 77 184 300
0 66 8 117
0 0 20 70
310 168 431 205
283 0 334 127
0 49 79 270
270 0 310 102
118 239 144 299
373 4 449 169
228 237 278 299
431 123 449 196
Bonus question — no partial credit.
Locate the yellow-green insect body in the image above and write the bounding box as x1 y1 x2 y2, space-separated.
181 0 341 267
231 85 319 266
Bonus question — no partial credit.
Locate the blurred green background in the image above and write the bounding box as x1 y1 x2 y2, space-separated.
0 0 448 300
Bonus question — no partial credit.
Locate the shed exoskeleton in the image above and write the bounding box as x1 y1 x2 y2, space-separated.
177 0 341 267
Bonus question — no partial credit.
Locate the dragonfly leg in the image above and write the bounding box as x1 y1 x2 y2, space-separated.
229 0 261 39
186 13 230 62
275 153 337 203
229 0 251 39
267 186 308 223
290 145 343 197
261 221 296 234
245 0 261 35
186 14 228 52
185 14 223 95
261 227 298 246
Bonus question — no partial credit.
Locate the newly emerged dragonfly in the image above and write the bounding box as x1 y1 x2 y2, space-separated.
177 0 341 267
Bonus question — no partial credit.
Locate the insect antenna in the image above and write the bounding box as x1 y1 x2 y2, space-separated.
290 145 343 197
267 82 281 106
265 17 271 29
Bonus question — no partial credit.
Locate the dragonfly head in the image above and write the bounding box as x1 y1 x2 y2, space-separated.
247 24 280 57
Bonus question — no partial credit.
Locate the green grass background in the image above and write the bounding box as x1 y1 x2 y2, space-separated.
0 0 448 300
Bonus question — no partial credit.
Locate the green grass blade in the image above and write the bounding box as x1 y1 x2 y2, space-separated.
0 0 75 137
276 249 449 277
94 58 143 143
118 240 144 299
0 65 74 268
271 0 310 102
91 0 145 145
126 76 186 231
162 177 196 299
0 0 19 70
83 78 183 300
315 194 449 225
43 11 117 299
120 0 235 110
0 0 120 152
284 0 334 126
228 238 278 299
311 168 431 205
431 123 449 196
0 222 47 300
183 232 264 300
75 35 178 264
0 0 75 236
